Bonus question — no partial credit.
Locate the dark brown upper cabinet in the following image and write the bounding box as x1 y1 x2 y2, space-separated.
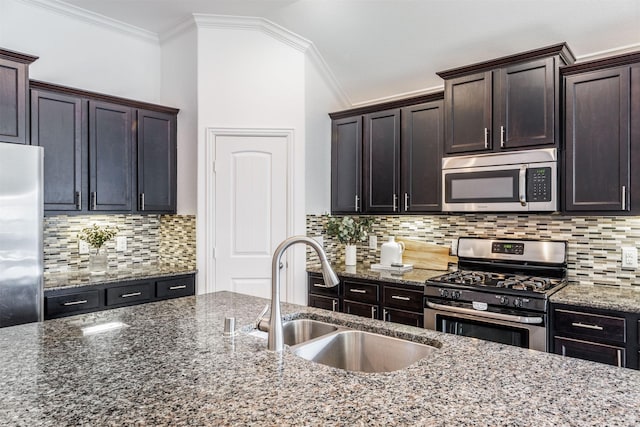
438 43 575 156
0 49 37 144
29 80 179 215
401 101 443 213
31 89 84 211
363 109 401 213
331 116 362 214
562 52 640 214
136 109 177 213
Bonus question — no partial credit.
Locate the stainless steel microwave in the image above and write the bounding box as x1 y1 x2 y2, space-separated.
442 148 557 212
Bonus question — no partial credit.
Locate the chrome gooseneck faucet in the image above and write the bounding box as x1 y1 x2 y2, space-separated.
268 236 339 352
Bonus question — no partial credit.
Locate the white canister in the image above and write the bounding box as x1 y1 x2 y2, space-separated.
380 236 405 266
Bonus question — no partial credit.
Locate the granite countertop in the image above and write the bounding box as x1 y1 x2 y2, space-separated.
308 263 449 287
44 263 197 290
551 283 640 314
1 291 639 426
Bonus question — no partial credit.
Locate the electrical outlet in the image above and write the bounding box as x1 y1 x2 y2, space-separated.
78 240 89 254
116 236 127 252
313 235 324 248
622 247 638 269
369 235 377 250
451 239 458 256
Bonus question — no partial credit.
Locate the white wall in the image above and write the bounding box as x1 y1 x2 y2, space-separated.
304 55 347 214
0 0 161 103
160 28 198 215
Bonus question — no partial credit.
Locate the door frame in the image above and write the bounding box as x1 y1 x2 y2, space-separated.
198 127 299 302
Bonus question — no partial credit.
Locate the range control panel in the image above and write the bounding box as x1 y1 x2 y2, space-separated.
491 241 525 255
526 167 552 202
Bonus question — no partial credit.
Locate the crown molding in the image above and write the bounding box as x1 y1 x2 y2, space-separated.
351 85 445 108
16 0 158 43
576 42 640 62
190 14 351 106
159 16 198 44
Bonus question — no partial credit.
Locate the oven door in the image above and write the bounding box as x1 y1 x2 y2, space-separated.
424 300 547 351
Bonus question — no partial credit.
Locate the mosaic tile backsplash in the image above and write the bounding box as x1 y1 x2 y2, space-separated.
44 214 196 273
307 214 640 287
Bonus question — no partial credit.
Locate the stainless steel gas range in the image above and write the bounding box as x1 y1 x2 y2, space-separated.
424 237 568 352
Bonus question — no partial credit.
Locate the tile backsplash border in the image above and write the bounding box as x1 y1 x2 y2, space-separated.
306 214 640 287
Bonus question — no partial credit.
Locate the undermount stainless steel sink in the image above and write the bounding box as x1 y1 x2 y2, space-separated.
292 330 437 373
282 319 339 346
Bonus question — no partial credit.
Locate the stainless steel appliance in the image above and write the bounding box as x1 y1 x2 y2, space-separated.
442 148 557 212
424 237 567 352
0 143 44 327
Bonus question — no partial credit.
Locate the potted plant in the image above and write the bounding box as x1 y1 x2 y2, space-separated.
78 224 119 273
323 215 374 265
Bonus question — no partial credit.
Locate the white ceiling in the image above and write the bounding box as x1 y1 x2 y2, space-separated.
61 0 640 106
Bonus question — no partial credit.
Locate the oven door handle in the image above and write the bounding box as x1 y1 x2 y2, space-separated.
426 301 543 324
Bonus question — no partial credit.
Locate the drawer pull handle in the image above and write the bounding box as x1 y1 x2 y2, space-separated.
313 283 333 288
571 322 604 331
63 300 88 306
169 285 187 290
121 292 142 298
332 300 338 311
391 295 410 301
350 289 367 294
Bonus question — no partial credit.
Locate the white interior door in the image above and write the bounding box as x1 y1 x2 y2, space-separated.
214 134 289 299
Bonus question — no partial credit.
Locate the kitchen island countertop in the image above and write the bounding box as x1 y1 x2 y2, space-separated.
1 291 639 426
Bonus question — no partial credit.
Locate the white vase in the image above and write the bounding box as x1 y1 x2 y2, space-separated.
345 244 357 266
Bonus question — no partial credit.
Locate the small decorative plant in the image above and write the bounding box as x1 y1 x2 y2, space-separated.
323 215 374 245
78 224 119 254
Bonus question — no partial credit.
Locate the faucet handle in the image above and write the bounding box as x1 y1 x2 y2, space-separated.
255 304 270 331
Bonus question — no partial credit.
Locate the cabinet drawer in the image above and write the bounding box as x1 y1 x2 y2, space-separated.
383 307 423 328
383 286 423 312
106 282 153 306
554 308 626 344
344 300 379 319
343 281 378 304
555 336 625 368
309 294 340 312
46 290 101 316
308 273 340 297
156 276 195 299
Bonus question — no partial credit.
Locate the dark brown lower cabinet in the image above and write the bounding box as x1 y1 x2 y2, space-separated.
383 308 423 328
45 273 195 319
309 294 339 312
344 300 379 319
554 336 625 368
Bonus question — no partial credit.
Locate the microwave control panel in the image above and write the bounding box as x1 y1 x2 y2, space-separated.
526 167 552 202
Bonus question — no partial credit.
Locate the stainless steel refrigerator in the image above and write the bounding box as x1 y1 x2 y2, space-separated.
0 142 43 327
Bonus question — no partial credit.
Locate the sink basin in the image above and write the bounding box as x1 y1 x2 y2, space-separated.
282 319 339 346
292 330 436 373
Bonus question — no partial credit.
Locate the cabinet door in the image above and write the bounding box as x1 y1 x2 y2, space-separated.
331 116 362 213
555 336 625 368
106 282 153 306
156 276 195 299
383 307 423 328
88 101 133 211
401 101 442 212
136 109 177 213
444 71 492 154
0 57 28 144
363 109 400 213
31 90 84 211
45 290 101 318
343 281 379 304
564 67 630 211
344 300 379 319
309 294 340 312
497 58 555 149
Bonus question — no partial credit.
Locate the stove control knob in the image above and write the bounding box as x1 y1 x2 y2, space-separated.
451 290 461 300
440 289 449 298
513 298 523 308
499 296 509 305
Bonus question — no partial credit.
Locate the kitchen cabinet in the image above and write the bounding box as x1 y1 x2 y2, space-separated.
331 116 362 214
562 52 640 214
438 43 574 155
44 273 195 319
329 93 444 215
343 279 380 319
308 272 341 312
30 81 179 214
382 285 424 327
551 303 638 369
362 109 401 213
0 49 37 145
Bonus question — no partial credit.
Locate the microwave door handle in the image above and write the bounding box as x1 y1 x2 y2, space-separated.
519 166 527 206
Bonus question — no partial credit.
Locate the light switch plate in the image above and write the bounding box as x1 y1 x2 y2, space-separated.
369 235 377 250
451 239 458 256
79 240 89 254
313 235 324 249
622 246 638 269
116 236 127 252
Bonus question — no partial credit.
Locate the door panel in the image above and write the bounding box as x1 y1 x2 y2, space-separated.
0 58 28 144
331 116 362 213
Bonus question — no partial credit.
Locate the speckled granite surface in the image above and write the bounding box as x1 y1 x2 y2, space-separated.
551 283 640 313
308 263 447 287
44 263 197 290
1 291 638 426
